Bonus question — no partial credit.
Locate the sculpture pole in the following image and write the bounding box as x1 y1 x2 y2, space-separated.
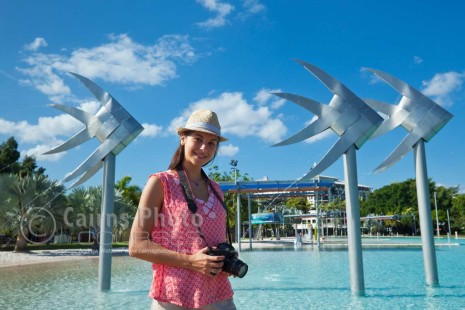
364 68 451 287
98 153 116 291
344 145 365 294
414 140 439 286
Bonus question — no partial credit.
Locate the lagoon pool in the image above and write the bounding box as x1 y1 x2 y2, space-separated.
1 239 465 309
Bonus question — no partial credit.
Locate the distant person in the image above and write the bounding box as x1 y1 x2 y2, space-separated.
129 109 236 309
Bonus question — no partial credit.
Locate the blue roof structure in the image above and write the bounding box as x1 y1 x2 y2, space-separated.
218 180 334 195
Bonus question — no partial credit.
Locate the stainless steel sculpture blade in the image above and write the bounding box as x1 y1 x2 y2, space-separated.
43 72 144 187
70 161 104 188
272 93 339 146
299 130 353 181
63 138 123 183
43 104 100 154
273 60 383 180
373 132 422 173
364 68 453 173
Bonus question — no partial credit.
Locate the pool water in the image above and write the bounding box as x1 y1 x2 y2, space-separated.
1 239 465 309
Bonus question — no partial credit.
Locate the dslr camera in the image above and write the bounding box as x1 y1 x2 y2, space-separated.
207 242 248 278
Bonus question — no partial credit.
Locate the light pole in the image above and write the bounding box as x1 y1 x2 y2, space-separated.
230 160 238 184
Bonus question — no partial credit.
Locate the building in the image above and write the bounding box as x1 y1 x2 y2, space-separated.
219 174 372 208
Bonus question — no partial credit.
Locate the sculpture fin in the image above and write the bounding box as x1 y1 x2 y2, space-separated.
299 132 353 182
63 138 120 182
364 68 424 101
49 103 100 128
69 72 110 105
374 132 422 173
43 128 93 154
273 92 332 117
69 161 103 188
295 59 359 102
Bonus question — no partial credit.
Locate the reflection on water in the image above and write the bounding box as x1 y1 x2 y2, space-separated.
1 239 465 309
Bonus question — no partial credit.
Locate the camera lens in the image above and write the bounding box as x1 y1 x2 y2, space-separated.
235 262 248 278
224 257 248 278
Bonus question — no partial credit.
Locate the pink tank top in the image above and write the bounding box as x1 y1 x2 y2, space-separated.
148 170 234 308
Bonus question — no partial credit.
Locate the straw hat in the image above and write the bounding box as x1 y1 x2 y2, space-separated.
177 109 228 142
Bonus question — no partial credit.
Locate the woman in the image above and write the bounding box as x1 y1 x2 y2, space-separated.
129 109 236 309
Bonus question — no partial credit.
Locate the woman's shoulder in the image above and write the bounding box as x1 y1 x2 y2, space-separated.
151 169 178 180
150 170 180 188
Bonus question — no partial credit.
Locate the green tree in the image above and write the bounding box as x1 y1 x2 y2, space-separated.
286 197 309 214
0 137 20 174
0 137 46 177
65 186 99 240
451 193 465 233
19 155 46 177
66 185 133 243
0 173 66 251
115 176 141 213
361 179 459 235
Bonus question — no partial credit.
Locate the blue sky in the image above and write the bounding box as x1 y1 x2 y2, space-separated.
1 0 464 192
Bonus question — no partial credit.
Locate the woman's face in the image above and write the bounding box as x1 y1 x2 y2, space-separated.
181 131 219 167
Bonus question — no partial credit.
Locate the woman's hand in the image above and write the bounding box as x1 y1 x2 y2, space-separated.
188 247 224 278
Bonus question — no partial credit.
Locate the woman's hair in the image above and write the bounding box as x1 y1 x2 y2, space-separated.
168 143 185 170
168 131 220 170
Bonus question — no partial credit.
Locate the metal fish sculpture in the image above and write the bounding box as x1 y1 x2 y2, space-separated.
364 68 453 173
273 60 383 181
44 73 144 187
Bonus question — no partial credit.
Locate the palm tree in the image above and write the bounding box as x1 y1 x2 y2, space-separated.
0 173 66 251
66 185 133 243
66 186 97 241
113 188 133 242
115 176 141 213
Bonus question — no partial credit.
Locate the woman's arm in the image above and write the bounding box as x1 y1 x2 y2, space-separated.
128 175 224 277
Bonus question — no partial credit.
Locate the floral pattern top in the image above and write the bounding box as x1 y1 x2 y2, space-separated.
148 170 233 308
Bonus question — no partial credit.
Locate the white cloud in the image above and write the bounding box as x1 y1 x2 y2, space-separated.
17 34 197 102
253 88 285 109
140 123 163 137
169 91 287 143
421 71 465 107
257 117 287 142
17 62 71 103
196 0 265 28
196 0 235 29
219 143 239 156
24 37 48 51
242 0 266 14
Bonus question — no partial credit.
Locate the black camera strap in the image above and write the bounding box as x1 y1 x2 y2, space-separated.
176 166 232 245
